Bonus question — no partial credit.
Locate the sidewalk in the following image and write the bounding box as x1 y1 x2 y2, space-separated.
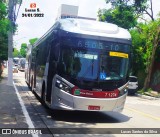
0 69 29 129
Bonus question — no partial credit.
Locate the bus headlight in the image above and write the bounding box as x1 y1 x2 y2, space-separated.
55 79 71 93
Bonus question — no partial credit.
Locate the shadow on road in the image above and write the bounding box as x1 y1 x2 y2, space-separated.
48 109 130 124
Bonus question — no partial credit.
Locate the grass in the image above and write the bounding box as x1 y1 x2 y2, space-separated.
137 88 160 98
137 89 145 95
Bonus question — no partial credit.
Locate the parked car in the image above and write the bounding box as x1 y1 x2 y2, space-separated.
128 76 138 95
13 57 19 66
18 58 26 71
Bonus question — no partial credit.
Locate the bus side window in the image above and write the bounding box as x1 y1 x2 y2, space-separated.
53 44 60 61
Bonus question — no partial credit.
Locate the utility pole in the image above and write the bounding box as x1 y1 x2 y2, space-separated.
7 0 22 85
7 0 14 85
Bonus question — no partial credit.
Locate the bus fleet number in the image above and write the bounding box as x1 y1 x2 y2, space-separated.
105 92 117 98
77 40 120 51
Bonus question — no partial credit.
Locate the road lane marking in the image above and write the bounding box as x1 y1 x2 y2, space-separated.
126 107 160 121
13 82 39 137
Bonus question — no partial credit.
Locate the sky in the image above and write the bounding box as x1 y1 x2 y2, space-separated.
14 0 160 50
14 0 108 50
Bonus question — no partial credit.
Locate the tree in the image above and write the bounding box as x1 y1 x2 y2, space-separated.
0 1 10 76
98 6 137 29
0 0 23 60
0 0 7 20
98 0 160 91
0 0 23 76
0 1 9 60
0 19 9 59
98 0 155 29
0 1 18 59
130 24 146 75
135 0 154 21
13 48 20 57
19 38 38 58
20 43 27 57
142 20 160 91
29 38 38 45
105 0 154 20
130 19 160 91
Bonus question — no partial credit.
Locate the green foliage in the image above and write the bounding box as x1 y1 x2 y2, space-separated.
0 0 21 59
130 18 160 90
0 0 22 77
99 0 154 29
137 89 145 94
0 1 9 77
0 1 7 20
130 24 146 73
98 0 141 29
20 43 27 57
0 1 10 62
29 38 38 45
131 21 159 71
99 0 159 91
143 20 160 67
134 0 148 12
98 6 137 29
0 19 9 60
105 0 148 14
19 38 38 58
13 48 20 57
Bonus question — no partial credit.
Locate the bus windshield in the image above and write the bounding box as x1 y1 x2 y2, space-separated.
60 48 99 80
100 54 129 80
59 47 129 81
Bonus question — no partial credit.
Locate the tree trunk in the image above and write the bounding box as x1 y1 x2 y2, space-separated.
143 27 160 91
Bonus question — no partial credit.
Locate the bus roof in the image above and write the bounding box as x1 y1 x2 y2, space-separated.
33 19 131 47
59 19 131 40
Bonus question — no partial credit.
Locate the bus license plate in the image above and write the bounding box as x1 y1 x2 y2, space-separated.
88 105 100 110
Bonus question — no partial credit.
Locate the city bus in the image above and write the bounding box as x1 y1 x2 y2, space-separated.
25 18 132 112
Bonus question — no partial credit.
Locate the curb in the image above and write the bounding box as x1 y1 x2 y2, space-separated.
135 93 160 100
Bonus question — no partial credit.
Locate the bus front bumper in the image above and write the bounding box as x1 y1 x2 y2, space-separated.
52 88 127 112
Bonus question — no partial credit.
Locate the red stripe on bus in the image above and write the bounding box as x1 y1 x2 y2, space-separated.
72 87 119 98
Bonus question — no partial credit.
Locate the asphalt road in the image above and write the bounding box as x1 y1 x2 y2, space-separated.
13 70 160 137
